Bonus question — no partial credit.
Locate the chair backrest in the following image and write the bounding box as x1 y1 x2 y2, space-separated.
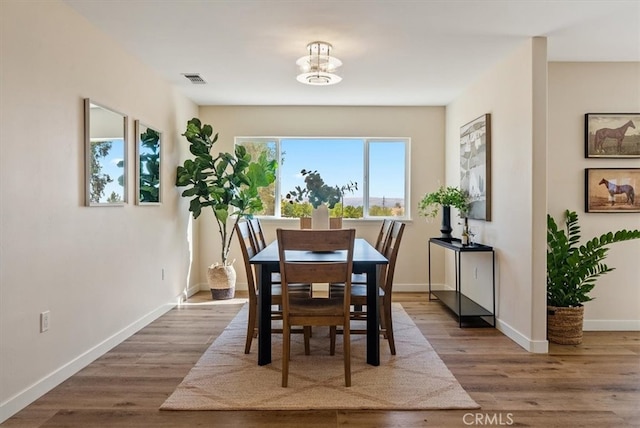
248 217 267 251
235 221 258 302
380 221 405 295
276 228 356 313
374 219 395 253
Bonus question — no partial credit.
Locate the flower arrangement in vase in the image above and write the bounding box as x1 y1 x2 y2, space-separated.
285 169 357 228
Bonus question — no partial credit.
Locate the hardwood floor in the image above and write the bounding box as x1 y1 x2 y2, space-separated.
3 292 639 427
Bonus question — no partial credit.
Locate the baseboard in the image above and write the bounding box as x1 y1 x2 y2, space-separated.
496 318 548 353
394 283 430 292
186 283 203 298
583 319 640 331
0 301 177 424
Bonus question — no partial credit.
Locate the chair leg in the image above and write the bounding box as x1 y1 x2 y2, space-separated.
383 298 396 355
329 326 336 355
244 303 256 354
343 322 351 387
304 326 311 355
282 322 290 387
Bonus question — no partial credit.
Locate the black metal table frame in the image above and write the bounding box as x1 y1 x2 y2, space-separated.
428 237 496 327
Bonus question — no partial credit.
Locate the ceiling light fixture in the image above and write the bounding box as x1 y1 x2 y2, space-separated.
296 41 342 86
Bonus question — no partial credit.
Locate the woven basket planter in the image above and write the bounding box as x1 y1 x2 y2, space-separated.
547 305 584 345
207 264 236 300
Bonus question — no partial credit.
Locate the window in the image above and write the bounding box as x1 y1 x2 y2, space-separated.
235 137 409 219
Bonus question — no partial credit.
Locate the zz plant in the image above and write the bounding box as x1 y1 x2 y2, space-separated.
547 209 640 307
176 118 277 265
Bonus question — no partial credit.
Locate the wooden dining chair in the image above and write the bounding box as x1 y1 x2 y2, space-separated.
277 228 356 387
351 219 395 285
248 217 283 284
330 221 405 355
235 221 311 354
248 217 268 251
374 218 396 253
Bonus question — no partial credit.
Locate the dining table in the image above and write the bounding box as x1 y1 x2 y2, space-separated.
249 237 388 366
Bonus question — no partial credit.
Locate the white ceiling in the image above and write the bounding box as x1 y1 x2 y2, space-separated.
64 0 640 106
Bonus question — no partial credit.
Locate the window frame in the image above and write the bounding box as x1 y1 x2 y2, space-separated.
235 136 411 220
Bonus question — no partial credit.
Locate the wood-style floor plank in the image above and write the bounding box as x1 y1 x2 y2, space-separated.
2 292 639 427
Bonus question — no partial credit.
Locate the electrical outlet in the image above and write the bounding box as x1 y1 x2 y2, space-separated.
162 268 165 281
40 311 50 332
474 267 478 279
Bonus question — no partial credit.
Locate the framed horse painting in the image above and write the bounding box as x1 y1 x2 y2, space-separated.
585 113 640 158
585 168 640 213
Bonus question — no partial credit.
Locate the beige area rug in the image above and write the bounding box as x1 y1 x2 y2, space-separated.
161 303 479 411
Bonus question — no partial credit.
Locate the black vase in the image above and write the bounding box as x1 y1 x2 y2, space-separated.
440 205 452 239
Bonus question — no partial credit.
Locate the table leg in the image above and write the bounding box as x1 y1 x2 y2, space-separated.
365 264 380 366
257 265 272 366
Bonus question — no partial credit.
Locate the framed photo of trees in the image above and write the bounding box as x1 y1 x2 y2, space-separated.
84 99 127 206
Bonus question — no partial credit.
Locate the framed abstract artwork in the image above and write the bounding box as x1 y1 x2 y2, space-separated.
460 113 491 220
585 168 639 213
584 113 640 158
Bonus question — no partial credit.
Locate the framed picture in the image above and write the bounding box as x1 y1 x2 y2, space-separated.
135 120 162 205
460 113 491 220
584 113 640 158
585 168 639 213
84 99 128 206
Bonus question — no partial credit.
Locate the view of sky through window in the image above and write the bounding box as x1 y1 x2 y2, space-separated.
281 138 364 200
236 136 407 217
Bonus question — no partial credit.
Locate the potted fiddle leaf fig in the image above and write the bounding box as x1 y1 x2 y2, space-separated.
547 209 640 344
418 185 469 239
176 118 277 299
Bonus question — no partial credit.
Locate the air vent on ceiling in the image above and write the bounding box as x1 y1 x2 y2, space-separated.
182 73 207 84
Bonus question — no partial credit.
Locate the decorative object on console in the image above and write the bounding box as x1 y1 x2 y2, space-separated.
460 113 491 220
461 217 470 246
296 41 342 86
418 185 469 239
585 168 639 213
176 118 277 299
546 209 640 344
584 113 639 158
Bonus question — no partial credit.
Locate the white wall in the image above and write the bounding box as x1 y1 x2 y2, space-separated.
0 0 198 421
548 62 640 330
445 39 549 352
192 106 447 292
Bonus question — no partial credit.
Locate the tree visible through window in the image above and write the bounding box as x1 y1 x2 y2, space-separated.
235 137 408 219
